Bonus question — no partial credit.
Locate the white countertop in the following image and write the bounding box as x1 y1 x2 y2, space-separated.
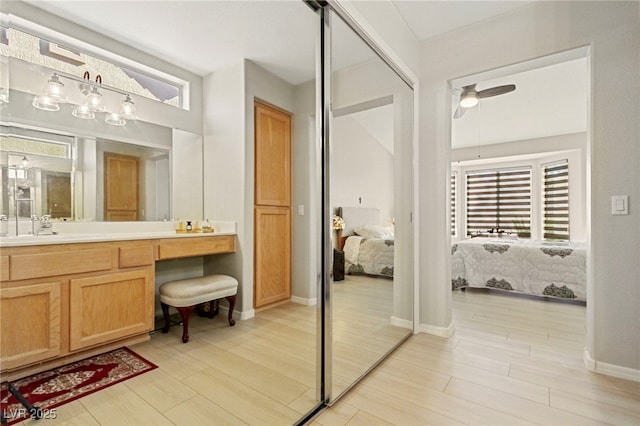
0 221 237 247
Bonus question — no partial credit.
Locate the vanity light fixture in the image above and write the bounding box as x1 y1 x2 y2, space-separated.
72 102 95 119
105 112 126 126
32 73 67 111
32 71 138 126
119 94 136 119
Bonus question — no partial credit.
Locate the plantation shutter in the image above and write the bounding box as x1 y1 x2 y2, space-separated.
466 167 531 238
543 160 570 240
451 173 456 236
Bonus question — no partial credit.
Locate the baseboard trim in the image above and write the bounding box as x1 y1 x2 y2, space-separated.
417 320 455 338
583 348 640 382
218 306 254 321
390 316 413 329
291 296 317 306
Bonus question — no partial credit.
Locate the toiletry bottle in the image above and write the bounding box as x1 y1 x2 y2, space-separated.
176 219 185 233
186 220 193 232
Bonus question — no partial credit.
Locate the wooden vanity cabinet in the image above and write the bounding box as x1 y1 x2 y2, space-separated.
0 234 235 379
0 241 154 377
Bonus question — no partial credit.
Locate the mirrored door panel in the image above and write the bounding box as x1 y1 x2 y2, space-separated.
328 8 414 401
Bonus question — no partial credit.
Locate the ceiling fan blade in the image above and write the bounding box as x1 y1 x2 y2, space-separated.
477 84 516 99
453 105 467 119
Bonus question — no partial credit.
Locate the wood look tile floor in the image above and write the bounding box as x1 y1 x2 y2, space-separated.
12 286 640 425
314 289 640 426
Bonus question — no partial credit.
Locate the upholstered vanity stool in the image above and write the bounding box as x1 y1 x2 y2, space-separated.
159 274 238 343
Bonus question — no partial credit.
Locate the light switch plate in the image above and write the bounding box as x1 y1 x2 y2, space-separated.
611 195 629 215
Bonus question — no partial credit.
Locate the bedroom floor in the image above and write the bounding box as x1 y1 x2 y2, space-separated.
313 288 640 426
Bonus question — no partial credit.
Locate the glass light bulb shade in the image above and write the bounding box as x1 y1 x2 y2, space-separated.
32 94 60 111
72 103 95 119
119 95 136 119
459 93 479 108
85 87 105 112
105 112 126 126
43 74 67 103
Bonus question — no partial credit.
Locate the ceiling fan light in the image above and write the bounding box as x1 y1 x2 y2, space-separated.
460 92 479 108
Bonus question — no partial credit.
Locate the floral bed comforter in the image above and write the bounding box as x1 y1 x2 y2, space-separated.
344 236 394 278
451 238 586 301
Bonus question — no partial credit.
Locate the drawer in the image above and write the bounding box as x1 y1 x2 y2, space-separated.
10 248 113 281
158 235 235 260
0 256 8 281
119 245 154 268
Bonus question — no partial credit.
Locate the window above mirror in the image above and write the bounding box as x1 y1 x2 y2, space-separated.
0 15 189 110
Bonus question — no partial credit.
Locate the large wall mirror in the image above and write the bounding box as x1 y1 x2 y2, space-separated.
0 54 202 226
328 8 414 401
1 124 170 222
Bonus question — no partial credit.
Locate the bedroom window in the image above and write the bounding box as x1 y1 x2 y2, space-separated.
543 160 570 240
451 172 457 236
466 167 532 238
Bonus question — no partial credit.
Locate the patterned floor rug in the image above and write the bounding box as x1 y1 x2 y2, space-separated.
1 347 157 425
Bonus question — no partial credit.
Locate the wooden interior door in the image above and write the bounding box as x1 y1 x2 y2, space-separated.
254 101 291 308
46 174 71 218
104 152 139 221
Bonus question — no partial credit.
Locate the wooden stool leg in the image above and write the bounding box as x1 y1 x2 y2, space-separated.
175 306 194 343
225 295 236 326
161 302 171 333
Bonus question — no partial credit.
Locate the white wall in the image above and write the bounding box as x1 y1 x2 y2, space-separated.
202 62 247 315
332 114 394 224
419 1 640 375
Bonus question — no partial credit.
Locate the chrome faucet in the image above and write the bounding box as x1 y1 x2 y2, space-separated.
31 215 40 236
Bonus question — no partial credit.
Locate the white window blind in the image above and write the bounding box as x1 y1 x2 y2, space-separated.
543 160 570 240
451 172 456 236
466 167 532 238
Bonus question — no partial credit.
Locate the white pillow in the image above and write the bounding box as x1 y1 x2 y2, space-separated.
354 225 394 239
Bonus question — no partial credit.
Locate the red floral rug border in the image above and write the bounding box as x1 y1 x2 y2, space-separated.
1 347 157 425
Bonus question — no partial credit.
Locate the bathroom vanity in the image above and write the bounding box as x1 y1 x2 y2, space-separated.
0 227 235 381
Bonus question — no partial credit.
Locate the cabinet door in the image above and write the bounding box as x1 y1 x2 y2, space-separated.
69 269 153 351
255 101 291 207
254 206 291 308
1 282 62 370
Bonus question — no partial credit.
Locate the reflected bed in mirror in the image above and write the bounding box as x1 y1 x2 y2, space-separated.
1 124 170 222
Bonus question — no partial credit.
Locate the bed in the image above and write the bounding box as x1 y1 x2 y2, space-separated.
451 237 587 301
338 207 395 278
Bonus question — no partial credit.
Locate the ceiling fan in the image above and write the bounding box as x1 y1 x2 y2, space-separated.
453 83 516 119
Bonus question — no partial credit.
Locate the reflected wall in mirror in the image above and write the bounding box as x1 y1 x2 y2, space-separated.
329 8 414 401
0 124 170 226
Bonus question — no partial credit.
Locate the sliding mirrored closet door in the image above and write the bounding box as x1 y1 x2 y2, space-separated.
325 7 415 402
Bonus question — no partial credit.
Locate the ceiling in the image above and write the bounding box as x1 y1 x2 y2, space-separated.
25 0 536 81
22 0 586 147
